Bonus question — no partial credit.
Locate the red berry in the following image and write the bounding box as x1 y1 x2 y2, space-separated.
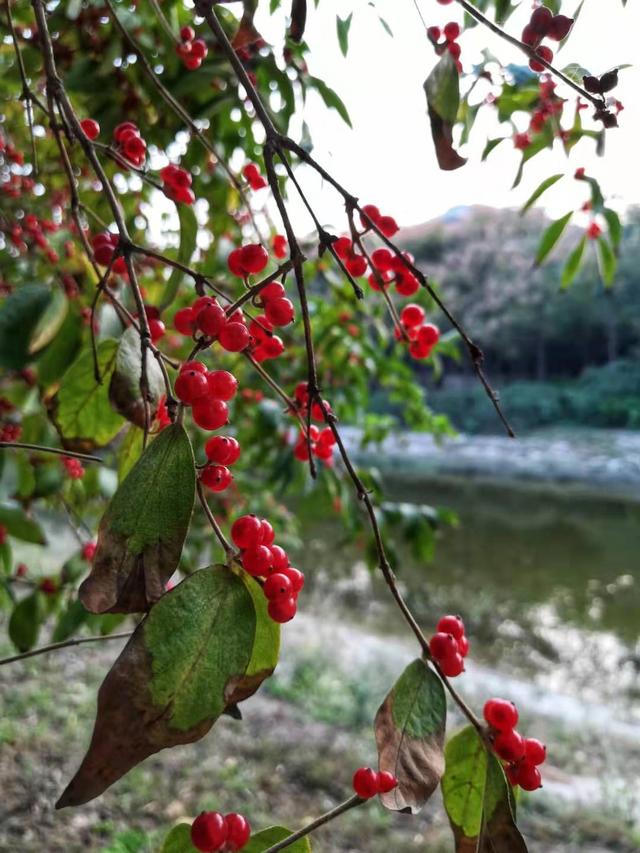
493 729 525 763
191 811 227 853
81 542 97 561
191 38 208 60
263 572 293 600
529 45 553 73
436 0 454 4
261 335 285 359
360 204 381 229
193 295 218 313
444 21 460 41
180 25 195 41
378 215 399 237
281 566 304 592
548 14 573 41
205 435 241 465
192 398 229 430
530 6 552 33
400 303 425 328
268 545 289 572
207 370 238 401
200 464 232 492
231 515 263 549
332 236 352 258
521 24 539 47
353 767 379 799
457 634 469 657
395 270 420 297
513 761 542 791
436 614 464 640
80 118 100 140
224 813 251 852
265 297 295 326
429 632 459 659
483 698 518 732
260 282 286 302
219 322 251 352
183 360 207 374
439 651 464 677
174 307 196 335
272 234 288 258
228 248 247 277
113 121 139 143
268 595 297 622
259 519 275 546
241 243 269 275
197 304 226 337
175 369 209 404
242 545 274 577
371 248 394 271
523 738 546 766
148 318 165 343
345 254 368 278
376 770 398 794
427 25 441 42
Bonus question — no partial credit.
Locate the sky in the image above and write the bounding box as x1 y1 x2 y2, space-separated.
253 0 640 233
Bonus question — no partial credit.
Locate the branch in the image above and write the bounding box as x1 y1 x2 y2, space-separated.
0 631 133 667
261 796 364 853
0 442 102 463
196 480 237 563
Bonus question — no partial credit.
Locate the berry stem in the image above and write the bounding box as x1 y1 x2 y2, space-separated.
0 443 103 463
0 631 134 668
260 795 364 853
196 480 237 563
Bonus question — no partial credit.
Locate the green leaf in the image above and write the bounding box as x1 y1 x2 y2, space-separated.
424 53 466 171
378 16 393 37
245 827 312 852
109 327 165 428
52 598 89 642
375 659 446 812
117 426 145 482
9 593 44 652
160 203 198 310
482 137 507 161
562 62 591 84
306 76 352 127
79 423 195 613
535 212 573 266
58 566 279 807
597 237 617 287
29 288 69 355
603 207 623 249
0 504 46 544
54 339 125 449
442 726 527 852
37 305 83 389
561 236 586 289
336 13 352 57
0 285 52 369
160 824 198 853
520 174 563 215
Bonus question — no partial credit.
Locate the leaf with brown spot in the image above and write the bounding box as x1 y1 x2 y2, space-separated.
375 659 446 813
79 423 195 614
424 53 467 171
442 725 528 852
58 566 279 808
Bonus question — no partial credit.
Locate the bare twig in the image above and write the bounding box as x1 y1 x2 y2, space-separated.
0 443 102 463
261 796 364 853
0 631 133 667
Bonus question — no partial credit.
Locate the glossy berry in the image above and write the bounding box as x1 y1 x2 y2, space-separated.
219 322 251 352
192 398 229 430
231 515 263 549
268 595 297 623
148 318 165 343
439 651 464 677
548 14 573 41
80 118 100 140
175 369 209 404
200 464 232 492
377 770 399 794
457 634 470 657
265 297 295 326
400 303 425 328
207 370 238 400
269 545 289 572
174 307 196 335
530 45 554 73
272 234 288 258
514 762 542 791
493 729 525 763
427 25 441 42
224 813 251 851
197 304 226 337
205 435 241 466
281 566 304 592
429 632 459 659
370 248 394 271
263 572 294 600
190 811 227 853
530 7 552 34
242 545 274 577
436 614 465 640
260 282 286 302
333 236 352 258
523 737 546 766
259 519 275 546
353 767 379 799
483 698 518 732
378 215 399 237
444 22 460 41
180 25 195 41
345 254 368 278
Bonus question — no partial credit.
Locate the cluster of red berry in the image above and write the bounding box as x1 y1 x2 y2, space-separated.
242 162 267 191
0 422 21 442
513 78 563 150
0 137 34 199
483 698 546 791
12 214 59 263
291 382 336 464
428 614 470 677
160 164 195 206
200 435 240 493
230 515 304 623
175 360 237 431
175 295 251 352
426 21 463 70
352 767 398 799
227 243 269 278
397 303 441 360
62 456 85 480
92 231 126 274
176 26 208 70
190 811 250 853
112 121 147 167
359 204 399 238
522 7 573 72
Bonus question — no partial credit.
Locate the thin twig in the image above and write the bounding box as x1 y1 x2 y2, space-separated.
0 443 102 463
196 480 237 563
0 632 133 667
261 796 364 853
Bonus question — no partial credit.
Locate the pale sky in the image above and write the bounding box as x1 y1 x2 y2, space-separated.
253 0 640 232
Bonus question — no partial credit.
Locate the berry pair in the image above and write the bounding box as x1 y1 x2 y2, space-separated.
160 164 195 206
200 434 241 493
352 767 398 799
522 8 573 72
176 26 208 70
426 21 462 67
62 456 85 480
359 204 399 238
293 425 336 464
293 382 332 423
227 243 269 278
369 249 420 297
483 698 545 791
429 614 469 677
175 360 237 431
248 315 285 362
113 122 147 167
230 515 305 623
397 303 440 360
333 236 368 278
174 295 252 353
190 811 250 853
92 232 127 274
272 234 288 259
242 162 267 191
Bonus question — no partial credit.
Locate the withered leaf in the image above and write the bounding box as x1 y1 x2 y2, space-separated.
375 658 446 813
79 423 195 614
424 52 467 171
442 725 528 852
109 326 164 428
58 566 279 808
